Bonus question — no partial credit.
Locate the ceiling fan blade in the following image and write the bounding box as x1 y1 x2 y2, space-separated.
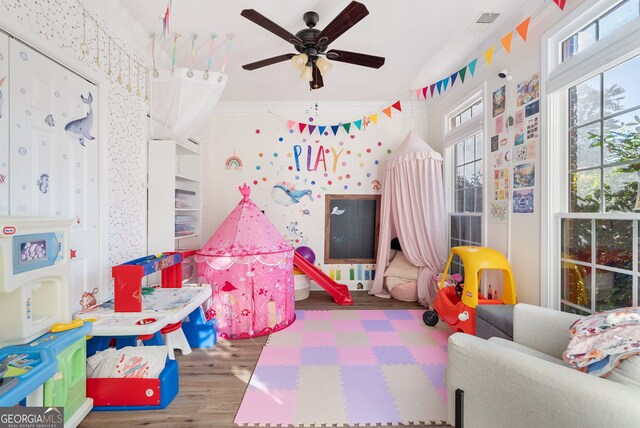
315 1 369 46
326 49 385 68
241 9 303 46
242 53 296 70
310 64 324 90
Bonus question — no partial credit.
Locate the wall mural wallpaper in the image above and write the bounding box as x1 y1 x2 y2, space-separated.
0 0 149 267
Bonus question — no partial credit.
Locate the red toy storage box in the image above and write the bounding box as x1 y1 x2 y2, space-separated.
86 358 178 410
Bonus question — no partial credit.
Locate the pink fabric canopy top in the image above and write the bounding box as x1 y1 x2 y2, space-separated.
197 184 293 257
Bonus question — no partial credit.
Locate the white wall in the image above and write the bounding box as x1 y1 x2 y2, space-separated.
200 101 427 289
426 1 586 305
0 0 150 286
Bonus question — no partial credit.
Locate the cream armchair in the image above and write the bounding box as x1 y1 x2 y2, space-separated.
446 303 640 428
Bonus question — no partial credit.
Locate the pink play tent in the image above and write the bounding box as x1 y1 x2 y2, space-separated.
370 130 448 306
195 185 295 339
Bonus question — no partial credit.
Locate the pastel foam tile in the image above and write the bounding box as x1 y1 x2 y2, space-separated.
335 331 369 346
331 319 364 332
367 331 405 346
234 386 296 427
373 346 416 365
331 310 361 320
383 310 415 320
300 346 338 365
302 331 337 347
266 330 303 347
295 365 347 426
357 310 387 320
341 365 401 425
302 319 334 332
398 330 439 346
250 364 299 389
390 319 429 332
337 346 378 365
422 364 447 392
362 319 394 332
304 310 333 321
408 345 448 365
257 346 302 366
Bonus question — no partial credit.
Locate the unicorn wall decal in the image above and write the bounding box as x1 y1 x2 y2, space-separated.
64 92 95 146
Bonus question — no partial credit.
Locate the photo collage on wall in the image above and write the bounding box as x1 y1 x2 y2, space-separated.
490 72 539 222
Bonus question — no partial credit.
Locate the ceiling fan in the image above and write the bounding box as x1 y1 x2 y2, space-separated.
240 1 385 90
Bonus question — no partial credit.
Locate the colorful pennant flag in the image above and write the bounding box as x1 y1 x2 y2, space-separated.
391 101 402 111
422 86 429 99
553 0 567 11
483 47 495 65
331 125 340 136
343 122 351 133
353 119 363 130
516 17 531 41
501 32 513 54
459 66 467 83
443 77 450 91
370 114 378 124
468 59 477 76
415 89 421 100
430 83 436 97
287 120 296 130
450 72 458 87
308 125 316 135
299 123 307 133
382 106 392 118
318 125 326 135
436 80 443 94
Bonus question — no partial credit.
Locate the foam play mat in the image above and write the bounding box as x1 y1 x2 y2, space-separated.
234 309 451 427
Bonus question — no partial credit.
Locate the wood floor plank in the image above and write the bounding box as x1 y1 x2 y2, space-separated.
79 291 451 427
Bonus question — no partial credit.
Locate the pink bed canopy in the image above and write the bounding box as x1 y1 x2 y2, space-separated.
195 185 295 339
370 130 448 306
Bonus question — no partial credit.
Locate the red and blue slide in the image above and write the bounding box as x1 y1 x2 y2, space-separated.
293 251 353 305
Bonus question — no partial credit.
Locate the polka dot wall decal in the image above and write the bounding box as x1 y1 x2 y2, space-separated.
253 180 258 185
287 153 292 157
288 166 293 170
279 137 284 142
324 131 329 136
344 185 348 189
325 149 330 154
18 147 27 155
302 138 307 143
350 135 355 139
20 88 26 94
347 150 351 155
328 180 333 185
19 52 28 61
341 161 346 166
290 129 294 134
387 149 392 154
311 181 316 185
374 160 379 165
366 173 371 177
308 117 314 122
378 142 382 146
262 177 267 181
255 129 261 134
273 153 278 157
324 173 328 177
256 166 261 170
259 153 264 157
366 148 371 153
357 182 362 186
346 174 351 179
338 176 343 180
295 175 300 180
339 141 344 146
359 162 365 167
357 153 362 157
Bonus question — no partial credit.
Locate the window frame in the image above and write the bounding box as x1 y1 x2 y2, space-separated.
542 0 640 310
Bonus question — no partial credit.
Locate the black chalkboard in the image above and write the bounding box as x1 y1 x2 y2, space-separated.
324 194 381 264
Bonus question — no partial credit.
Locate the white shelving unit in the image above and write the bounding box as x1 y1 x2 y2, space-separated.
148 139 203 254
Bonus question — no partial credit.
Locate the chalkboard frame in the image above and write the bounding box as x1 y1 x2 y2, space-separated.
324 194 381 264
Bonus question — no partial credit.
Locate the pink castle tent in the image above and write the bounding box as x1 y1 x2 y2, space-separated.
195 185 295 339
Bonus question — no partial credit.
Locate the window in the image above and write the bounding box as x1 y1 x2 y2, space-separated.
449 99 483 131
561 0 640 61
546 0 640 314
450 132 483 275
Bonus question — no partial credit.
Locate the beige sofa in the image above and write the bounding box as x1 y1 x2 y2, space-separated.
446 303 640 428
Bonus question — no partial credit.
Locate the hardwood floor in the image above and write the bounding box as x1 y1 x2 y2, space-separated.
80 291 451 428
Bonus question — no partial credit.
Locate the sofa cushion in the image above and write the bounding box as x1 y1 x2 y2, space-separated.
477 304 515 338
606 356 640 388
488 337 569 367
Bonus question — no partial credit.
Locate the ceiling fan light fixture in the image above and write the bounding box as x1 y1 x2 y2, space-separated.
300 65 313 81
291 53 308 71
316 56 333 75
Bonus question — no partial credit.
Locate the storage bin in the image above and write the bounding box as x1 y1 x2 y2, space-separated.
87 358 178 410
175 189 196 209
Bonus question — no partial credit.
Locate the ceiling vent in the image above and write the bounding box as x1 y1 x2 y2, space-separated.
465 11 501 33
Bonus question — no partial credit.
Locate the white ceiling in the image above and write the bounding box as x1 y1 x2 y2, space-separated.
118 0 540 102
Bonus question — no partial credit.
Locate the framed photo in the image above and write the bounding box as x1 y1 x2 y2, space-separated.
493 86 506 117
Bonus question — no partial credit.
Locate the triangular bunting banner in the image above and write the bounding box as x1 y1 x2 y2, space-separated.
553 0 567 10
353 119 363 130
430 83 436 97
468 59 478 76
516 17 531 41
370 114 378 124
501 32 513 54
442 77 450 92
391 101 402 111
308 125 316 135
331 125 340 136
436 80 443 94
382 106 392 118
287 120 296 130
318 125 326 135
459 67 467 83
483 47 495 65
415 89 421 100
450 72 458 87
299 123 307 133
343 122 351 133
422 86 429 99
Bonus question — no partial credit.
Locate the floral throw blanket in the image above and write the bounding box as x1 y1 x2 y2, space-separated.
563 307 640 376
